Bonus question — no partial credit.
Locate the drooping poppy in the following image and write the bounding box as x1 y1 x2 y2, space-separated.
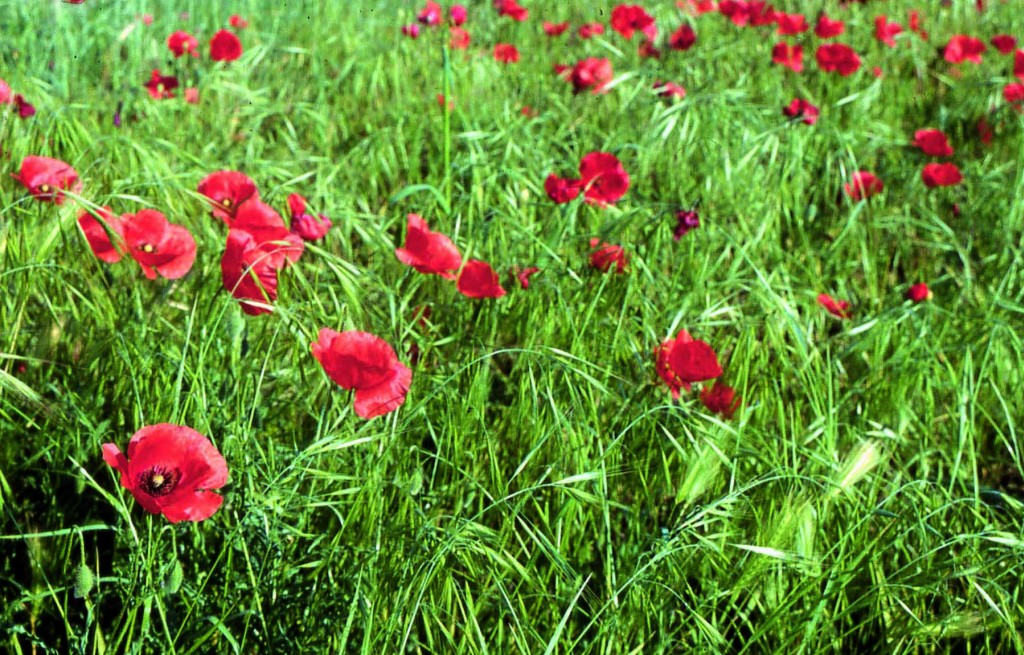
772 42 803 72
578 22 605 39
844 171 883 201
78 206 125 263
912 129 953 157
494 43 520 63
395 214 462 279
668 24 696 50
588 238 628 273
12 156 82 204
287 193 332 242
817 293 851 319
457 259 507 298
543 21 569 36
783 98 819 125
991 35 1017 54
921 162 962 188
197 170 259 224
944 35 986 64
673 209 700 239
814 15 844 39
144 69 178 99
816 43 861 75
494 0 528 21
13 94 35 119
874 16 902 48
102 424 228 523
231 199 305 267
700 381 740 418
513 266 541 289
312 329 412 419
210 29 243 62
221 229 281 316
578 152 630 206
657 329 722 399
567 57 614 94
610 5 657 41
167 31 199 57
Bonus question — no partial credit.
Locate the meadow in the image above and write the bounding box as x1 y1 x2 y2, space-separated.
1 0 1023 652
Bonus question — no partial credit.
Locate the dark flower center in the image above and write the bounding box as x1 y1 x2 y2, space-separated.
222 198 233 208
138 466 181 497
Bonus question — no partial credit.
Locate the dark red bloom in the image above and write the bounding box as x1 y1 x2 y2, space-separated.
700 381 740 418
144 69 178 99
210 29 242 62
78 207 125 263
121 209 197 280
921 162 962 188
589 238 628 274
102 424 228 523
12 156 82 204
816 43 861 75
673 209 700 239
494 0 528 21
494 43 520 63
578 22 605 39
814 15 844 39
197 170 259 224
653 80 686 100
783 98 819 125
657 329 722 398
776 13 808 36
544 174 582 204
450 26 470 49
579 152 630 206
312 329 412 419
772 42 803 72
395 214 462 279
906 282 932 303
677 0 715 15
457 259 507 298
13 94 35 119
817 293 851 319
610 5 657 41
417 0 442 26
543 21 569 36
908 9 922 34
669 24 696 50
567 57 613 94
912 129 953 157
401 23 421 38
221 229 281 316
1005 82 1024 111
229 14 248 29
978 116 994 144
874 16 902 48
513 266 541 289
991 35 1017 54
944 35 986 64
287 193 332 242
844 171 883 200
167 31 199 57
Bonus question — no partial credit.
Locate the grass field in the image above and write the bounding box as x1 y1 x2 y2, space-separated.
2 0 1024 652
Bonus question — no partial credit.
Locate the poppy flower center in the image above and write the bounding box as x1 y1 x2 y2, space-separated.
139 243 156 253
38 184 51 193
222 198 233 208
138 466 181 497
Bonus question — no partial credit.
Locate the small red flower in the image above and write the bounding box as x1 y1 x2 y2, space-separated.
417 1 442 26
991 35 1017 54
184 88 200 104
579 152 630 206
449 26 471 49
513 266 541 289
908 9 922 34
287 193 332 242
772 42 803 72
817 293 851 319
1004 82 1024 111
543 21 569 37
668 24 696 51
494 43 520 63
776 13 808 36
700 381 741 418
78 207 125 263
783 98 819 125
567 57 613 94
657 329 722 398
13 94 35 119
197 170 259 224
312 329 412 419
231 199 305 267
653 80 686 100
401 23 421 38
167 31 199 57
494 0 528 21
673 209 700 239
912 129 953 157
921 162 962 188
944 35 986 64
12 156 82 204
906 282 932 303
588 238 628 274
578 22 605 39
102 424 228 523
544 174 582 204
450 5 467 25
210 29 243 62
1015 49 1024 80
221 229 281 316
0 78 10 104
229 14 248 29
395 214 462 280
144 69 178 99
816 43 861 76
120 209 197 280
874 16 902 48
610 5 657 41
814 15 844 39
638 40 660 59
844 171 883 201
457 259 507 298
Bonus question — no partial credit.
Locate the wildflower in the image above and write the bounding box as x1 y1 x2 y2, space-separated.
494 43 520 63
287 193 332 242
912 129 953 157
817 293 851 319
513 266 541 289
220 229 281 315
906 282 932 303
668 24 696 50
816 43 861 75
990 35 1017 54
77 207 125 263
197 170 259 224
450 5 467 25
312 329 412 419
229 14 248 29
588 238 628 273
700 381 741 418
673 209 700 239
395 214 462 279
874 16 902 48
417 0 442 26
578 22 605 39
921 162 962 188
567 57 613 94
12 156 82 204
450 26 470 49
783 98 819 125
656 329 722 399
494 0 528 21
144 70 178 99
814 15 844 39
210 29 242 61
578 152 629 206
543 22 569 37
457 259 507 298
167 31 199 57
772 42 803 72
844 171 883 201
944 35 986 64
610 5 657 41
121 209 197 279
776 13 808 36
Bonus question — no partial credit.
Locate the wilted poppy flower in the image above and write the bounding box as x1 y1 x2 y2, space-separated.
231 199 304 267
450 26 470 49
669 24 696 50
287 193 332 242
221 229 280 315
417 0 442 26
544 21 569 36
874 16 902 48
906 282 932 303
513 265 540 289
921 162 962 188
588 238 628 273
401 23 421 38
494 0 528 21
210 29 242 61
656 329 722 399
544 174 582 204
772 43 803 72
197 170 259 223
13 94 35 119
700 381 740 418
229 14 248 29
653 80 686 100
78 207 125 263
450 5 467 25
395 214 462 279
167 31 199 57
579 152 630 206
120 209 197 280
144 69 179 99
578 22 605 39
673 209 700 239
844 171 883 201
944 35 986 64
814 15 844 39
817 293 851 319
457 259 507 298
494 43 520 63
912 129 953 157
783 98 819 124
816 43 861 75
1005 82 1024 111
567 57 613 94
610 5 657 41
12 156 82 204
312 329 412 419
776 13 808 36
991 35 1017 54
103 424 228 523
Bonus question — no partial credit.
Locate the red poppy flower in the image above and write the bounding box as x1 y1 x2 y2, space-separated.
184 88 200 104
921 162 962 188
312 329 412 419
395 214 462 279
717 1 750 27
991 35 1017 54
401 23 421 38
814 15 844 39
14 94 35 119
1015 49 1024 80
221 229 281 316
978 116 994 144
816 43 861 75
0 78 10 104
229 14 248 29
772 42 803 72
776 13 808 36
700 381 740 418
817 293 851 319
450 26 470 49
78 207 125 263
669 24 696 51
589 238 628 274
287 193 332 242
544 21 569 36
657 329 722 398
494 0 528 21
579 152 630 206
907 9 922 34
513 266 541 289
144 69 178 99
494 43 520 63
944 35 986 64
567 57 613 94
783 98 819 125
417 0 442 26
210 29 242 62
12 156 82 204
457 259 507 298
912 129 953 157
653 80 686 100
102 424 228 523
844 171 883 201
450 5 467 25
578 22 605 39
673 209 700 239
232 199 305 267
197 170 259 224
869 17 900 49
544 174 582 204
118 210 197 280
610 5 657 41
167 31 199 57
906 282 932 303
1006 82 1024 111
677 0 715 15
